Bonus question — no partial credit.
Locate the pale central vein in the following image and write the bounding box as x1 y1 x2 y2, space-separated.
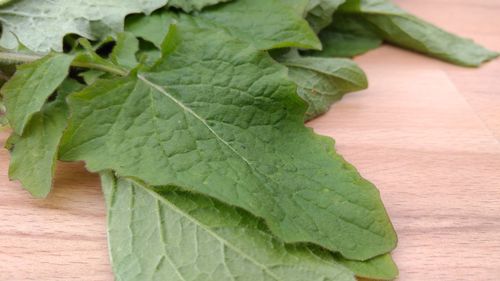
137 74 252 166
139 184 283 281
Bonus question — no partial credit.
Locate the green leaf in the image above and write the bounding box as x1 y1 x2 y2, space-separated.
1 53 73 135
278 54 368 120
169 0 233 12
110 32 139 70
305 0 346 33
6 79 83 198
309 14 382 58
121 15 164 66
337 0 499 66
126 12 176 48
126 0 321 51
102 172 357 281
59 25 396 260
337 253 399 280
0 0 168 52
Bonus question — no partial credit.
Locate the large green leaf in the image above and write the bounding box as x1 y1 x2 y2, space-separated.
59 25 396 260
102 173 357 281
337 0 498 66
5 80 82 198
0 0 168 52
1 53 73 135
278 53 368 120
126 0 321 51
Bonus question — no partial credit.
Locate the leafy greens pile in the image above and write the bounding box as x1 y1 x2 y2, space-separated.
0 0 497 280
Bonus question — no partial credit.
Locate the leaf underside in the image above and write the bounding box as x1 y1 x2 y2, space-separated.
102 172 358 281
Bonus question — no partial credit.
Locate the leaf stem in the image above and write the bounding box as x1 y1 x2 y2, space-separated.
71 61 128 77
0 51 128 77
0 51 42 64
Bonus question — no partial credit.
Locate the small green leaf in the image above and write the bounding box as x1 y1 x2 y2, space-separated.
59 25 396 260
126 12 176 48
6 79 83 198
338 0 499 66
1 53 73 135
278 54 368 120
305 0 346 33
110 32 139 69
310 14 382 58
102 173 357 281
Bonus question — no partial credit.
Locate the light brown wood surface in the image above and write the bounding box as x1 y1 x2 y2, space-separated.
1 1 499 280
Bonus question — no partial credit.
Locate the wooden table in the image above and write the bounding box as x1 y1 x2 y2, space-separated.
1 1 499 280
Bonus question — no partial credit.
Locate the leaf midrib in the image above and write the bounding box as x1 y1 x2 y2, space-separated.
137 74 252 167
135 181 283 281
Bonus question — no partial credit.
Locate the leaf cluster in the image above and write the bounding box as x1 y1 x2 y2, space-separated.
0 0 497 280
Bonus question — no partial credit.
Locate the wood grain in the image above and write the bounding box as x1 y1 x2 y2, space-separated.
1 1 499 280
